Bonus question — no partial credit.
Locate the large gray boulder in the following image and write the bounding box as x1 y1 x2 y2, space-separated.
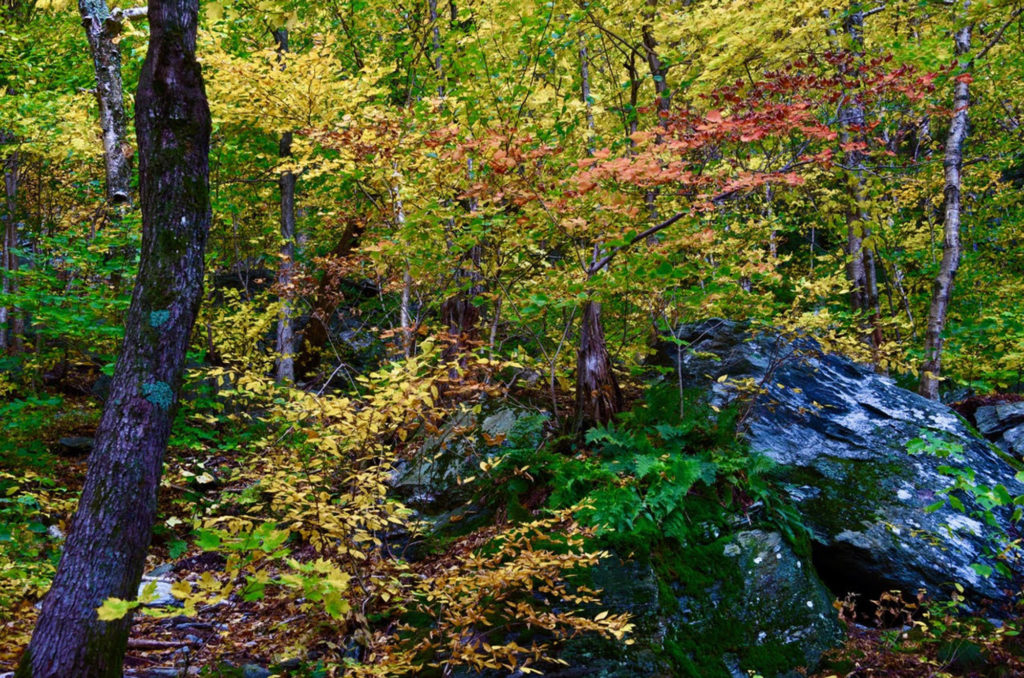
658 319 1024 609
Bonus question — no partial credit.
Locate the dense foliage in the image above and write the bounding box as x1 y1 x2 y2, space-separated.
3 0 1024 675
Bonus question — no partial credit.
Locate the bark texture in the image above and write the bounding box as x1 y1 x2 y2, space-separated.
576 299 622 427
79 0 134 204
1 150 18 352
294 217 364 380
273 28 298 384
16 1 210 675
920 9 971 399
839 5 881 353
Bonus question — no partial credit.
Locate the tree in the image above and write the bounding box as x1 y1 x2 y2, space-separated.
920 2 972 400
78 0 146 204
15 0 211 675
273 27 298 384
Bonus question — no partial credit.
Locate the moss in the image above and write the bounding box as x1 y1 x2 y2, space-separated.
775 457 912 536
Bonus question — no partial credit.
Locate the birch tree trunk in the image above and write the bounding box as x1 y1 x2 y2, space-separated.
273 27 297 384
78 0 139 204
920 6 972 399
16 1 210 675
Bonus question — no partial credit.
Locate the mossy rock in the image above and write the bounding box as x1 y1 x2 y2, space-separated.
556 531 841 678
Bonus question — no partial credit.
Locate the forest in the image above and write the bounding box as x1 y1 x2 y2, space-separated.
2 0 1024 676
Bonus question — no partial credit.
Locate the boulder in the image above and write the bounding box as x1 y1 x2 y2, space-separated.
657 319 1024 609
974 402 1024 458
556 531 841 678
390 404 548 514
722 530 843 675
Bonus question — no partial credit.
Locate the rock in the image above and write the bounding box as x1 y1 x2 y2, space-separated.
975 402 1024 438
132 668 186 678
724 530 843 674
974 403 1024 457
390 404 548 514
558 531 841 677
147 562 176 578
54 436 94 457
1004 424 1024 456
138 577 181 607
240 666 271 678
657 319 1024 609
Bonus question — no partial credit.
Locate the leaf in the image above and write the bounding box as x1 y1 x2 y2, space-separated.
170 581 192 599
97 597 139 621
970 562 993 578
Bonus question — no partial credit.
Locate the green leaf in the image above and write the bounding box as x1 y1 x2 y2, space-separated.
969 562 993 578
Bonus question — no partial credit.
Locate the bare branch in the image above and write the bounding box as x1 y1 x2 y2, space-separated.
974 6 1024 63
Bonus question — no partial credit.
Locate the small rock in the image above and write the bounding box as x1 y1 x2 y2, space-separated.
47 524 65 540
241 666 272 678
138 578 181 607
129 669 182 678
54 436 94 457
273 658 302 671
146 562 176 578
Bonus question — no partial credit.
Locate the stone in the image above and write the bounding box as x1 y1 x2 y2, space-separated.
1003 423 1024 456
976 402 1024 438
54 436 94 457
724 530 843 675
138 577 181 607
556 531 842 678
390 404 548 514
657 319 1024 609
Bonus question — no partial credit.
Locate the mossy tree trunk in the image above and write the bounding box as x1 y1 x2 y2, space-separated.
16 1 210 675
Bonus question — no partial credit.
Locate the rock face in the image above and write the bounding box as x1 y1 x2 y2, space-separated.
658 319 1024 608
557 531 841 678
974 401 1024 458
723 530 843 674
391 404 547 514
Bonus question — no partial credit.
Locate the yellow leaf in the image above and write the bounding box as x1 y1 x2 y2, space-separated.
170 581 192 600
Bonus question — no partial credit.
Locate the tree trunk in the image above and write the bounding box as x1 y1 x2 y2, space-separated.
16 1 210 675
78 0 135 204
576 299 622 427
273 29 297 384
429 0 445 97
440 248 481 363
293 217 364 380
1 150 18 353
641 0 669 221
920 10 971 400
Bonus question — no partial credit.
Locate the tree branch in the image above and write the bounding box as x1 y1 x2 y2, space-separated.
111 5 147 22
973 6 1024 63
